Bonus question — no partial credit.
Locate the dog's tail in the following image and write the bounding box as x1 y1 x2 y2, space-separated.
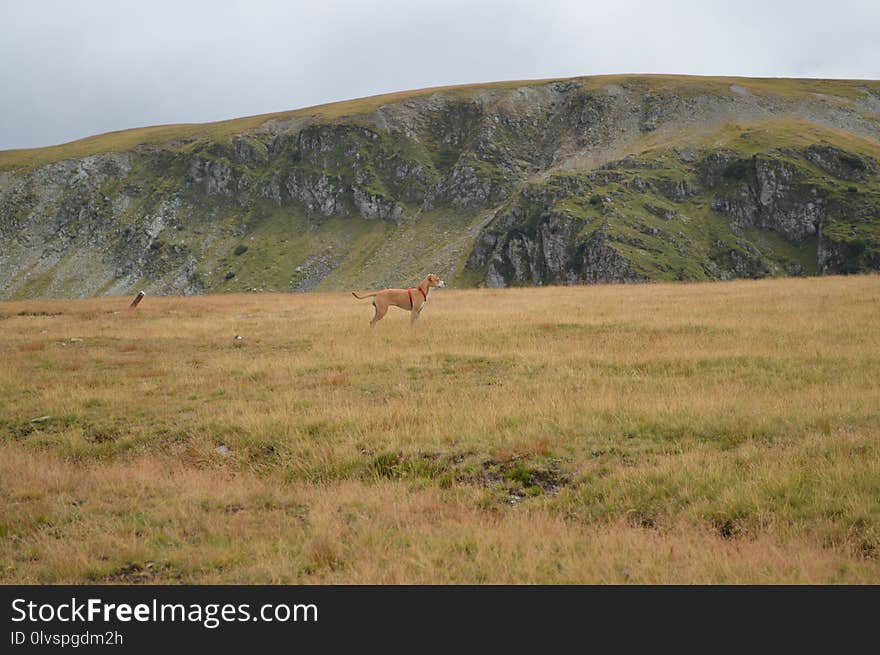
351 291 378 300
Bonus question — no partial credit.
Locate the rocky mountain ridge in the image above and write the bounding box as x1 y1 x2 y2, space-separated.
1 74 879 298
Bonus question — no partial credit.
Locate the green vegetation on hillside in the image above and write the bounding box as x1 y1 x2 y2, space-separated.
3 75 878 172
1 74 879 299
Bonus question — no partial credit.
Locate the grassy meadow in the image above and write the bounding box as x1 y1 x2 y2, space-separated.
1 275 879 583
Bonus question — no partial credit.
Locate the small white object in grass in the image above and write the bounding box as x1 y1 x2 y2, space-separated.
216 445 231 456
30 415 51 423
234 335 244 340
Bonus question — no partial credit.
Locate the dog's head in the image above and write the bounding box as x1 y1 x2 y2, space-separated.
426 273 446 288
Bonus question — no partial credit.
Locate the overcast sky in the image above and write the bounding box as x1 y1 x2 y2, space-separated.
2 0 879 150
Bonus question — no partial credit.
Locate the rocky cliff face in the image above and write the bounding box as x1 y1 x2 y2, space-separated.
466 143 880 286
1 75 879 298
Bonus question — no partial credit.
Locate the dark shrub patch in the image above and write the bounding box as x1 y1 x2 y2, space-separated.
722 158 752 181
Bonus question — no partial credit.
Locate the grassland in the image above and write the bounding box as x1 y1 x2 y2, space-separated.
1 275 879 583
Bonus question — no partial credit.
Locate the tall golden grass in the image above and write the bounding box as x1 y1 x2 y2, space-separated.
1 275 878 583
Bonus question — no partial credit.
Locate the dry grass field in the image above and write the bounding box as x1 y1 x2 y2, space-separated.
1 275 879 583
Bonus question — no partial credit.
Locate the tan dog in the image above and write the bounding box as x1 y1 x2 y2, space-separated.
352 274 446 327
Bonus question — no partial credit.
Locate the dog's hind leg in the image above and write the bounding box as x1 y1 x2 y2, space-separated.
370 300 388 328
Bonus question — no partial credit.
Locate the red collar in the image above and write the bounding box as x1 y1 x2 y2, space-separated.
408 287 428 309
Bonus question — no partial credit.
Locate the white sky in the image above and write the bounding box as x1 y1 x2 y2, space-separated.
2 0 879 150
